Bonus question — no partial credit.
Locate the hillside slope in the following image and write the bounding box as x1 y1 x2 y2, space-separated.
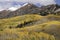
0 14 60 40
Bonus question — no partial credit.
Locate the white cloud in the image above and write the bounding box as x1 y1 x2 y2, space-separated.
38 0 56 5
0 0 56 5
7 0 56 5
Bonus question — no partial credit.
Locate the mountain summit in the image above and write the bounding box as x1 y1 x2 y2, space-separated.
13 3 39 15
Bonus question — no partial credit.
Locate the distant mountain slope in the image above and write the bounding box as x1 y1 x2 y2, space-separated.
0 10 11 18
0 3 60 18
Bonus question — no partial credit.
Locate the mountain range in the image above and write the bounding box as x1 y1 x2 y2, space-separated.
0 2 60 40
0 3 60 18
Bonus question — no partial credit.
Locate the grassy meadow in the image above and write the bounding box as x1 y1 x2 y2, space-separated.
0 14 60 40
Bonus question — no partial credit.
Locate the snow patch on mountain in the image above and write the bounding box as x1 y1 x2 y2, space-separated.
7 4 22 11
7 3 29 11
22 3 28 6
8 7 18 11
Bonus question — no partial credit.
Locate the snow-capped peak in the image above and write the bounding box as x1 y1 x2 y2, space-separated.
22 3 29 6
7 5 22 11
8 7 18 11
7 3 29 11
0 3 36 12
0 9 5 11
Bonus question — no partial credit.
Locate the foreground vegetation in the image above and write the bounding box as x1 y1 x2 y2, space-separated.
0 14 60 40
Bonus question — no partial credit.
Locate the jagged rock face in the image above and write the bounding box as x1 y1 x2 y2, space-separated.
54 8 60 15
40 4 60 14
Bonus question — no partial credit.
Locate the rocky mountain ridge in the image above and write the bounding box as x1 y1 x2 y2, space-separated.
0 3 60 18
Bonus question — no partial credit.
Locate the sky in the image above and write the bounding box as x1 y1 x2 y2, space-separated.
0 0 60 11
